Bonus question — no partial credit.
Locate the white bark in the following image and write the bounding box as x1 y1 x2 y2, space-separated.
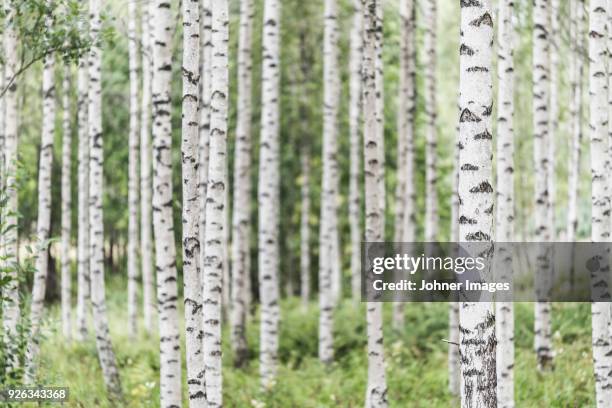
152 0 182 405
61 69 72 340
258 0 281 389
319 0 339 365
89 0 123 399
140 0 155 334
458 0 496 406
424 0 438 243
496 0 515 405
231 0 254 367
363 1 387 406
127 0 140 340
202 0 229 405
26 2 56 379
300 150 311 309
349 0 363 302
589 2 612 406
533 0 553 371
181 0 205 404
549 0 559 240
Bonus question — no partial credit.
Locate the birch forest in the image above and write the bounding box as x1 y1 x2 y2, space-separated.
3 0 612 406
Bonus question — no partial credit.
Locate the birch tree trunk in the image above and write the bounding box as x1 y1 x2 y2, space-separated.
533 0 553 371
231 0 254 368
458 0 496 405
424 0 437 243
589 2 612 406
349 0 363 302
392 0 415 331
1 0 19 343
319 0 339 365
258 0 281 388
151 0 182 405
26 2 56 378
549 0 559 241
300 149 311 309
127 0 140 340
496 0 515 405
88 0 123 399
363 1 387 406
61 69 72 340
76 10 90 341
202 0 229 404
140 0 155 334
181 0 205 404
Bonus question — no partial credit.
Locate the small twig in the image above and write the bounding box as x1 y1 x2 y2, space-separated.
441 338 459 346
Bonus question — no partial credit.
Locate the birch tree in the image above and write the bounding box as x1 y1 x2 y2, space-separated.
458 0 496 405
424 0 437 243
363 0 387 406
319 0 339 365
496 0 515 405
61 68 72 340
88 0 123 399
140 0 154 334
533 0 553 371
181 0 205 404
26 0 56 378
152 0 182 405
549 0 559 240
202 0 229 404
300 149 311 308
392 0 415 330
231 0 254 368
589 1 612 405
349 0 363 302
258 0 281 388
127 0 140 339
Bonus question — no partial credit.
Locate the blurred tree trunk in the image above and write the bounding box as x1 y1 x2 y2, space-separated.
319 0 339 365
61 68 72 340
26 0 56 380
140 0 154 334
496 0 515 405
231 0 254 368
88 0 123 400
424 0 437 243
458 0 496 406
181 0 205 404
300 149 311 309
533 0 553 372
258 0 281 389
349 0 363 303
363 1 388 406
151 0 182 405
127 0 139 340
589 1 612 406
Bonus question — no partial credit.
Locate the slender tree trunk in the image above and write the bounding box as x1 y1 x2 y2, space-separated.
533 0 553 371
300 149 311 309
349 0 363 302
202 0 229 404
549 0 559 241
392 0 415 331
258 0 281 388
458 0 496 406
151 0 182 405
26 2 56 379
319 0 340 365
127 0 140 340
88 0 123 400
61 68 72 340
181 0 205 404
76 3 90 341
231 0 254 368
589 2 612 406
496 0 515 405
140 0 155 334
424 0 437 243
363 1 387 406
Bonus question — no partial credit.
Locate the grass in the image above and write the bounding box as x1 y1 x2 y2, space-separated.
27 276 596 407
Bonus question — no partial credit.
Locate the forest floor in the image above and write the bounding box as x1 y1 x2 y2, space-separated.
29 276 594 407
